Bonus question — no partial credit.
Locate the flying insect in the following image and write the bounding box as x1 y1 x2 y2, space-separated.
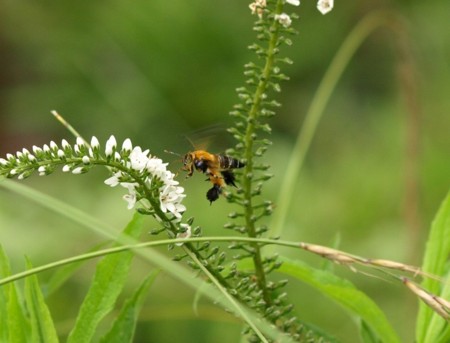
169 150 245 204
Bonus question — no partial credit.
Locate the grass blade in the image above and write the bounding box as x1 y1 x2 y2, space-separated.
99 271 159 343
24 257 59 343
416 191 450 343
279 257 401 343
0 245 31 343
66 212 145 343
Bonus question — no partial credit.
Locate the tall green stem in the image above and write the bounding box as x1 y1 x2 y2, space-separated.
243 0 284 306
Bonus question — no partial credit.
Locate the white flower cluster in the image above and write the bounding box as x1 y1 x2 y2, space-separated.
249 0 334 25
102 136 186 221
0 135 187 222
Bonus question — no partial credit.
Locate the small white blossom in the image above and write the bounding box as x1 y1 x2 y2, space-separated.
82 156 90 164
122 138 132 152
317 0 333 14
38 166 46 176
57 149 65 158
62 165 71 173
76 137 85 147
159 184 186 220
146 158 168 179
0 158 7 166
129 147 149 171
32 146 42 154
91 136 100 149
28 154 36 161
104 171 122 187
22 148 31 155
120 182 139 209
286 0 300 5
72 167 85 174
18 173 26 180
50 141 58 150
275 13 292 28
114 151 121 161
6 153 15 161
10 169 17 175
61 139 70 149
43 144 50 153
105 135 117 157
16 151 23 158
249 0 266 18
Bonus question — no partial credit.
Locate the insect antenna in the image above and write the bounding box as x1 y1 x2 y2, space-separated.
164 150 182 158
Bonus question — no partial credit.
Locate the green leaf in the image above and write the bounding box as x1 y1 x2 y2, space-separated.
99 271 159 343
24 257 59 343
416 191 450 343
278 257 401 343
0 245 11 342
0 245 31 343
360 319 381 343
67 213 145 343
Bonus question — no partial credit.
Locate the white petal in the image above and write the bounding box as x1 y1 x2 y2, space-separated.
72 167 84 174
61 139 70 149
76 137 85 146
286 0 300 5
122 138 133 152
317 0 333 14
105 135 117 156
50 141 58 150
104 172 121 187
91 136 100 149
32 145 43 154
57 149 65 158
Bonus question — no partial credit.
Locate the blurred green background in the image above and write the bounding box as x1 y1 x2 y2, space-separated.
0 0 449 342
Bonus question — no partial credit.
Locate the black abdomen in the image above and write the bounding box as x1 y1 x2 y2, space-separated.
218 155 245 170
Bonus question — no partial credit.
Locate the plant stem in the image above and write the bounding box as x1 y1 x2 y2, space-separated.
242 0 284 307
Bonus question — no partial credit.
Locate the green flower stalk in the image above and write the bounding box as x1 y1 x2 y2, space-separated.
224 0 334 341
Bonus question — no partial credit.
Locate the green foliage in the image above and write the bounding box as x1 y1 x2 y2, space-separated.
99 272 158 343
24 258 59 343
0 245 30 343
67 213 145 343
278 258 400 343
416 191 450 343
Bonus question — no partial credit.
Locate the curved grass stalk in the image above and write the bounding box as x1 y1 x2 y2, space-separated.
269 10 399 238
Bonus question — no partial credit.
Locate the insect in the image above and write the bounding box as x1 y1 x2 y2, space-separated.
168 149 245 204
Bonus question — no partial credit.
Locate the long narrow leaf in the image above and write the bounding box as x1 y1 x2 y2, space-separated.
416 191 450 343
0 245 11 342
66 213 145 343
0 245 31 343
278 257 401 343
99 271 159 343
24 257 59 343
